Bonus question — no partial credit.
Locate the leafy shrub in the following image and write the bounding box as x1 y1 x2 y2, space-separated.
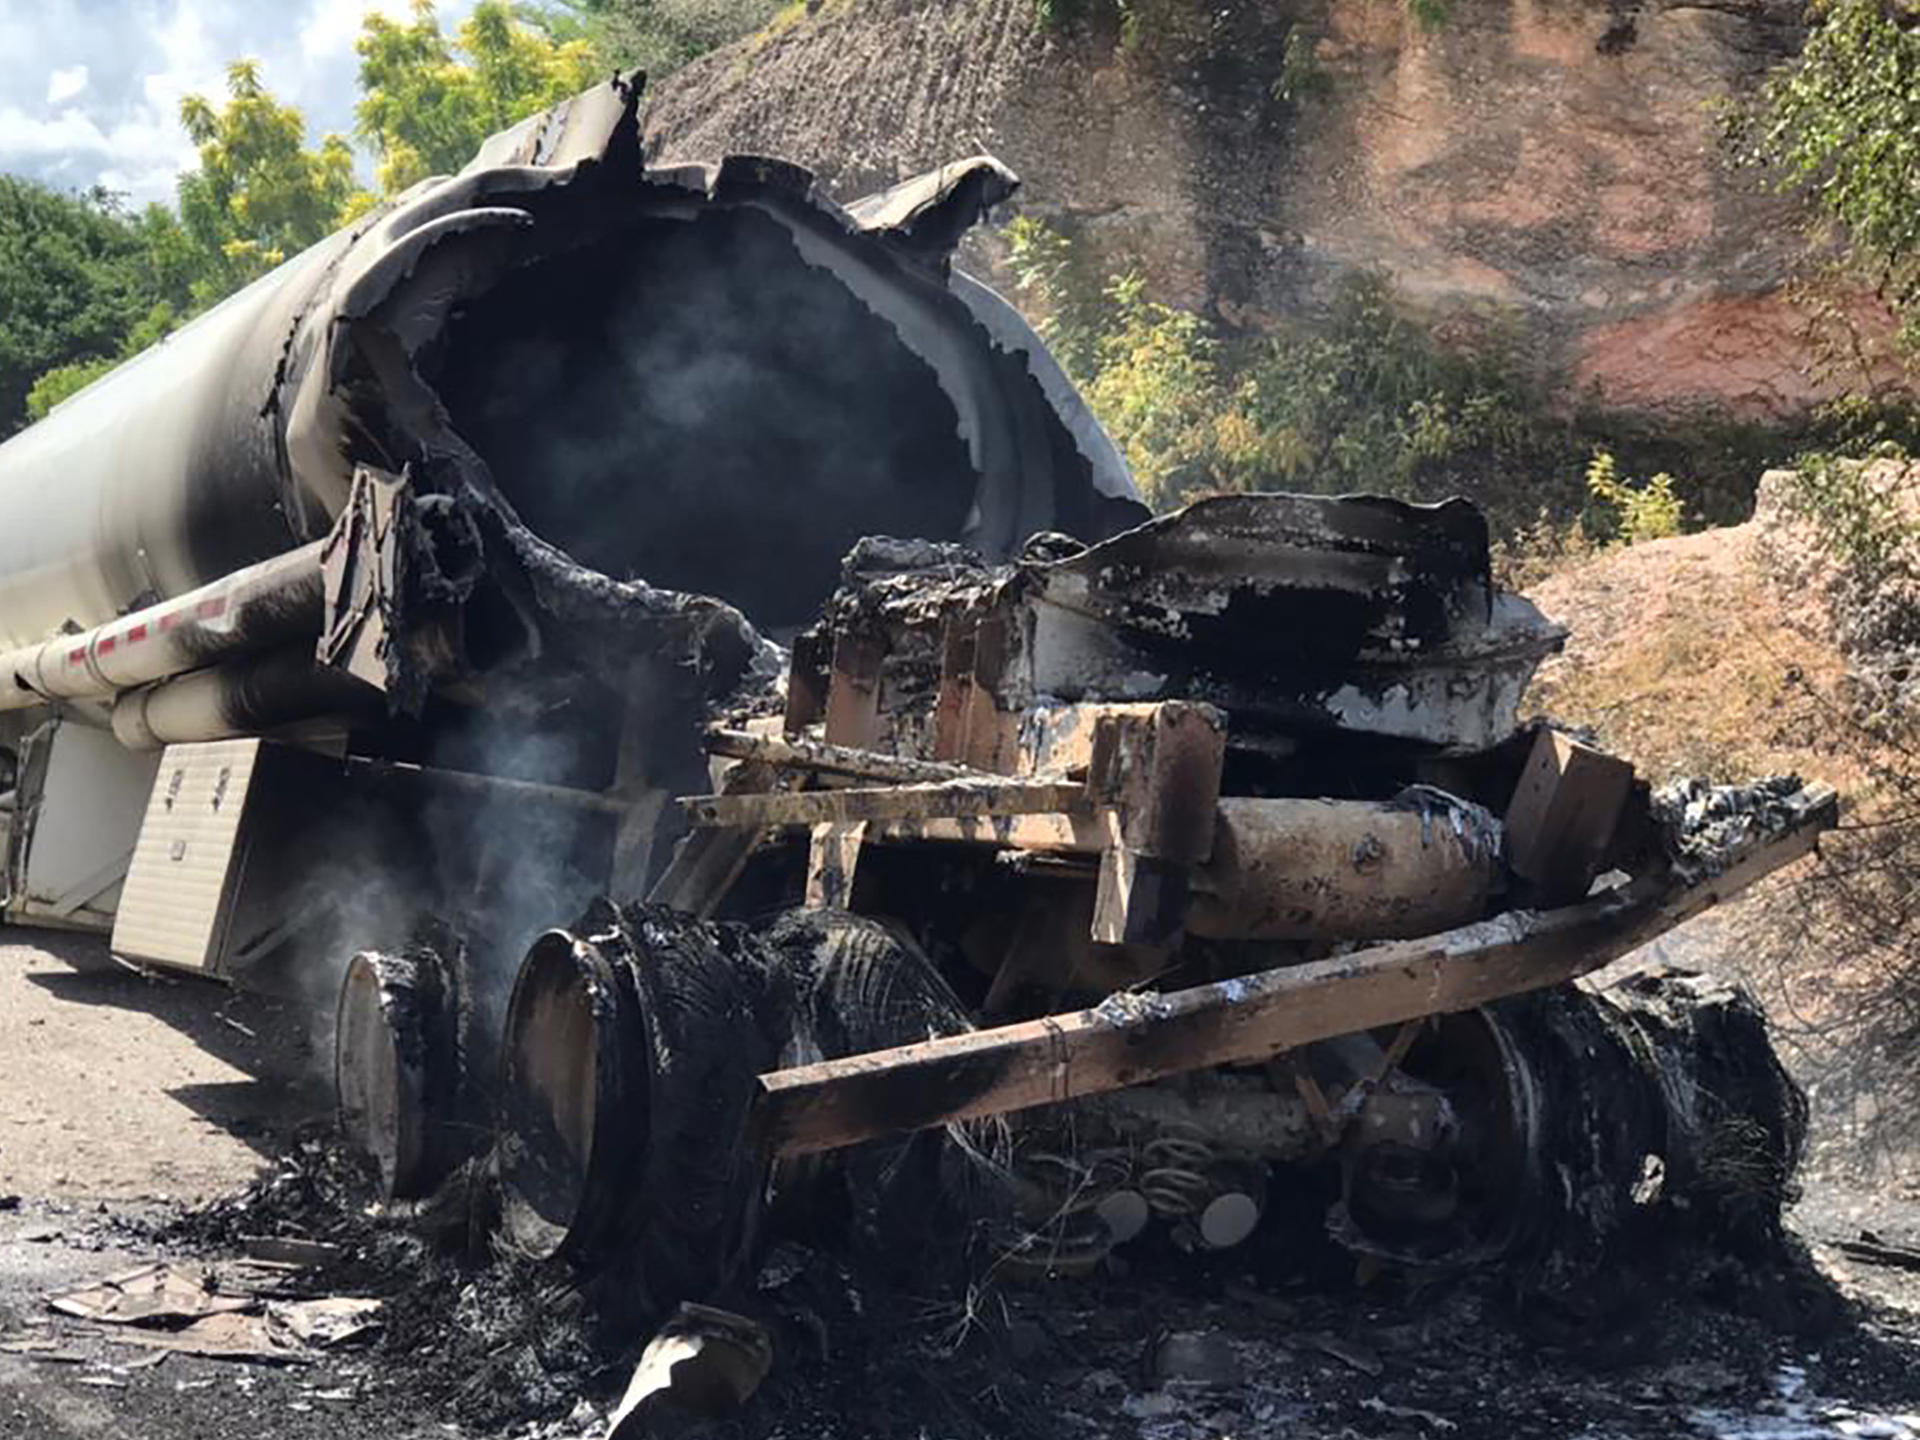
560 0 793 75
1585 449 1685 544
1785 446 1918 585
1734 0 1920 357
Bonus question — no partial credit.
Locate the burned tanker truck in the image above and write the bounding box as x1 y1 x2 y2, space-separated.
0 75 1834 1306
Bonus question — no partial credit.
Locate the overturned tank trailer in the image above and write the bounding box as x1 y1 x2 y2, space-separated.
0 76 1833 1304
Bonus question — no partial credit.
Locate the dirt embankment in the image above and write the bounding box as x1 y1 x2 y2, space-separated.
1525 472 1920 1189
646 0 1906 421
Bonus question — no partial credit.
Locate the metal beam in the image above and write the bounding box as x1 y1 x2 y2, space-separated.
682 779 1088 830
748 784 1836 1158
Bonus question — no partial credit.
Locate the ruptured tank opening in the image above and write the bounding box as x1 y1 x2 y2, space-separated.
433 207 982 633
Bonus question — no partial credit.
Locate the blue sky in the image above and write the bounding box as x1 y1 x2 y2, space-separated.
0 0 476 207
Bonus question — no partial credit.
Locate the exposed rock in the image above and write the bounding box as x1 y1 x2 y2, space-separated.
647 0 1906 421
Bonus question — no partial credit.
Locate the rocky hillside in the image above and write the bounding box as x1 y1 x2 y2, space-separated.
647 0 1903 422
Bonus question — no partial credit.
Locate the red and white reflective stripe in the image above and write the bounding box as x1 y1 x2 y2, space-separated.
0 537 326 716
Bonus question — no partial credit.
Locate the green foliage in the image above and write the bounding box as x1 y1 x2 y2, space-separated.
1584 449 1685 544
1002 219 1872 543
178 61 366 299
0 180 171 435
24 356 117 423
1785 444 1918 581
1009 217 1239 502
1009 220 1575 511
356 1 601 193
25 300 184 424
1274 26 1331 104
554 0 792 74
1081 274 1236 499
1005 216 1109 380
1225 273 1553 510
8 3 601 431
1738 0 1920 354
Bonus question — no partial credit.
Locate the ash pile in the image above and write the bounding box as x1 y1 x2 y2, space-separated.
303 488 1839 1436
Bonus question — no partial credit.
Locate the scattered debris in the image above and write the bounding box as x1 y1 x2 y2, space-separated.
1836 1234 1920 1273
43 1258 381 1367
241 1236 346 1268
109 1312 308 1365
607 1304 773 1438
1310 1334 1386 1378
269 1297 384 1349
1360 1396 1459 1432
0 1339 85 1364
48 1263 251 1327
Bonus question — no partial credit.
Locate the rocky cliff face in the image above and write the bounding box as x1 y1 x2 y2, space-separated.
647 0 1902 423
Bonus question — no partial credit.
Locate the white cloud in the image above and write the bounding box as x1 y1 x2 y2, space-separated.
299 0 414 63
0 0 484 205
0 105 108 157
45 65 89 105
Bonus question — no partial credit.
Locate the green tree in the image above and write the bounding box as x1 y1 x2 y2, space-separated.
176 60 366 301
25 301 181 423
1740 0 1920 354
356 0 601 194
0 179 158 435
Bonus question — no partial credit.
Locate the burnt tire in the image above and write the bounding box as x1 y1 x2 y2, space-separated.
497 902 786 1320
760 909 991 1254
602 908 786 1315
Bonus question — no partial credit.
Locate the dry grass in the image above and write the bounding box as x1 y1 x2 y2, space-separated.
1526 525 1867 789
1529 521 1917 1186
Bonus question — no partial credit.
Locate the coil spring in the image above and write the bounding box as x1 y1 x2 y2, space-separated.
1138 1127 1219 1218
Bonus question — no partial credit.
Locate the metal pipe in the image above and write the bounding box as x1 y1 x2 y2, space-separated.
107 647 368 750
1187 794 1504 941
0 543 325 714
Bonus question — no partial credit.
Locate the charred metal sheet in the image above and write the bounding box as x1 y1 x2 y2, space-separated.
802 492 1566 760
1018 494 1565 749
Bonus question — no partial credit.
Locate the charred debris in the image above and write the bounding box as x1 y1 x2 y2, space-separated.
290 477 1842 1432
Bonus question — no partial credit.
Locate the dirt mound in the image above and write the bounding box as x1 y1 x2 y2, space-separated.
1524 503 1919 1190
